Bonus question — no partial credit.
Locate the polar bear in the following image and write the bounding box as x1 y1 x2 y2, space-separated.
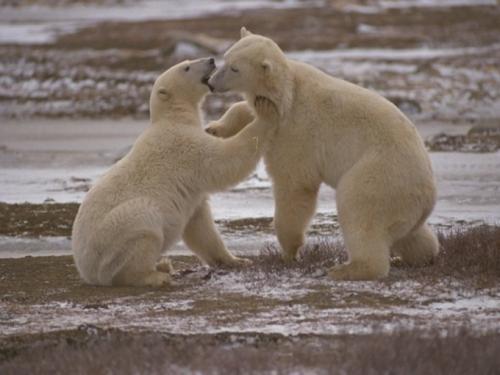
72 57 277 287
206 28 439 280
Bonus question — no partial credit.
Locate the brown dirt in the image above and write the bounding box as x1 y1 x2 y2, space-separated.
1 226 499 373
53 5 500 51
1 225 498 306
0 0 128 5
426 122 500 152
0 255 201 305
0 203 78 237
1 3 499 120
0 203 338 238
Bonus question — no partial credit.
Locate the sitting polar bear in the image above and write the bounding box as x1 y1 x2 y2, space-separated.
207 28 439 280
72 57 277 287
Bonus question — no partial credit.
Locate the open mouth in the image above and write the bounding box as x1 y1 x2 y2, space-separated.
201 74 214 92
201 66 216 92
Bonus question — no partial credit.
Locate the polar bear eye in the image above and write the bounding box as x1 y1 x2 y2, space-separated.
230 66 239 73
184 66 190 72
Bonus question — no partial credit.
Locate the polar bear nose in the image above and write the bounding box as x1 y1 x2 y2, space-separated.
209 58 215 65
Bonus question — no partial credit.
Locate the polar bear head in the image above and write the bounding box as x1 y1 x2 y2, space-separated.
150 57 216 122
208 28 290 114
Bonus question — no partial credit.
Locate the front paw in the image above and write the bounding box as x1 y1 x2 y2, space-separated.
205 122 224 137
224 256 253 268
282 252 298 264
156 256 174 274
254 96 279 122
328 262 388 281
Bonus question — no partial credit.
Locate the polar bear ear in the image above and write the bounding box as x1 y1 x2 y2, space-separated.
157 88 171 101
261 59 272 73
240 27 253 38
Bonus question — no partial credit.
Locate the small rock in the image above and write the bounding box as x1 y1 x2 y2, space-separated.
387 97 422 115
311 269 327 278
468 122 500 139
83 303 109 310
77 323 101 335
425 131 500 153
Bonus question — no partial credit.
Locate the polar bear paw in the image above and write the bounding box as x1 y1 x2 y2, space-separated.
156 256 174 274
222 256 253 268
142 271 171 287
205 121 225 138
282 252 298 264
328 261 389 281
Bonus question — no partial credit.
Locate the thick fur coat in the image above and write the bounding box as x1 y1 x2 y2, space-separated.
72 57 277 286
207 28 438 280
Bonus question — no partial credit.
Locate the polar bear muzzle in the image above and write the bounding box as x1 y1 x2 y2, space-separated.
198 57 216 91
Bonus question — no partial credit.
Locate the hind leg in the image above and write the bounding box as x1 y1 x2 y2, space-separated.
329 225 391 280
391 223 439 266
111 235 170 287
328 162 397 280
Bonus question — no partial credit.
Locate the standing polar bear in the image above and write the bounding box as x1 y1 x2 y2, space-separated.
207 28 439 280
72 57 277 287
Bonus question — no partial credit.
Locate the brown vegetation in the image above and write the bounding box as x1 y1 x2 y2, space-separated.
249 224 500 282
1 3 499 119
54 5 500 51
1 226 498 373
0 203 78 237
1 326 499 375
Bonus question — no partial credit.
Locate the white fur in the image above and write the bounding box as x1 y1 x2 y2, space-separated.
207 29 439 280
72 58 276 287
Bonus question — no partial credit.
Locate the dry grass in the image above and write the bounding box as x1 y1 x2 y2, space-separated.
54 5 500 51
436 225 500 277
1 327 499 375
2 3 500 119
1 226 499 373
247 224 500 283
0 0 127 5
1 200 498 282
249 238 345 275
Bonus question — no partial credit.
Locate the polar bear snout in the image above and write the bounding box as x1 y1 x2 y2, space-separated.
196 57 215 70
194 57 216 91
207 65 229 93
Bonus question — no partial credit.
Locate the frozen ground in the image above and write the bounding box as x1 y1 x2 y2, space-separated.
1 1 499 119
6 0 492 45
1 118 499 258
1 224 499 339
1 119 499 214
2 264 499 338
0 0 322 44
1 1 499 371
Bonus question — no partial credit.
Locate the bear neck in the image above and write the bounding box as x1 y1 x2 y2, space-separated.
151 99 203 128
253 62 294 119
